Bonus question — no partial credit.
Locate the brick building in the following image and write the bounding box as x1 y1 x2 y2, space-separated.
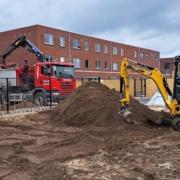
0 25 160 80
160 57 175 77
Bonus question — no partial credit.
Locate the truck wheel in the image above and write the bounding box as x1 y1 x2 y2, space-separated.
172 118 180 131
34 92 46 106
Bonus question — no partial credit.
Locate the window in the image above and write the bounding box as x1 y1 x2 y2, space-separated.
60 36 65 47
52 65 74 77
164 63 170 74
44 33 54 45
41 65 50 75
113 47 118 55
154 54 159 61
104 45 108 53
47 55 54 61
112 62 118 71
134 51 137 58
84 41 89 51
88 77 100 82
95 43 101 52
120 48 124 56
139 52 144 60
151 53 159 60
72 39 80 49
85 59 89 68
60 56 65 62
109 76 119 80
73 58 81 68
96 60 101 69
105 61 108 69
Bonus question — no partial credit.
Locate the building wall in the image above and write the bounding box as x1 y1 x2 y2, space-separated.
0 25 160 80
160 57 175 76
0 25 39 66
36 25 160 80
0 25 164 97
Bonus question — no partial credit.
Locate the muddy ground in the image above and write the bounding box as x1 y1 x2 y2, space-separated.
0 82 180 180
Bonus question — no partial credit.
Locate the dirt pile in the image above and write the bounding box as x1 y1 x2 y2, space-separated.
51 82 162 127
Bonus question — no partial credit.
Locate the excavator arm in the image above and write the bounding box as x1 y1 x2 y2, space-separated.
119 58 180 116
0 36 47 68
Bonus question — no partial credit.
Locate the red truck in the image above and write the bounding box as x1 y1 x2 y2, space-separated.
0 36 76 105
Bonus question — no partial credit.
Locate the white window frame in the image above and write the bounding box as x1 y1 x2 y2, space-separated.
73 58 81 69
84 41 89 51
104 45 108 53
60 56 65 62
134 51 137 58
120 48 124 56
60 36 65 47
96 59 101 69
72 39 80 49
113 47 118 55
44 33 54 45
95 43 101 52
112 62 118 71
139 52 144 60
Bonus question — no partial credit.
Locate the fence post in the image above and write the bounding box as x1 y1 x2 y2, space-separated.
6 78 9 114
98 77 101 83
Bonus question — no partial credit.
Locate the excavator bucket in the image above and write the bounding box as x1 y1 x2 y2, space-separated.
119 107 132 117
119 90 132 116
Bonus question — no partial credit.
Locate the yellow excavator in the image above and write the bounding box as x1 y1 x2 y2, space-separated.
119 56 180 130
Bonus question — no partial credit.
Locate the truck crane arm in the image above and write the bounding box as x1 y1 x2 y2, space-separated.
0 36 47 67
119 57 180 129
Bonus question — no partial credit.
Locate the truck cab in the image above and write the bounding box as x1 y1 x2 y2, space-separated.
34 62 76 97
15 61 76 105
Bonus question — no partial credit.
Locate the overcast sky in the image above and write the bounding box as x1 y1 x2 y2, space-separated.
0 0 179 57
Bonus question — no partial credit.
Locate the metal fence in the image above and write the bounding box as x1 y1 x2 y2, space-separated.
0 76 101 114
0 77 58 114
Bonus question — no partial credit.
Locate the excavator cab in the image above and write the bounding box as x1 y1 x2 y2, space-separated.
174 56 180 104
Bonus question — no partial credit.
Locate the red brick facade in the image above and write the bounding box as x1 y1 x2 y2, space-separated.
0 25 160 79
160 57 175 76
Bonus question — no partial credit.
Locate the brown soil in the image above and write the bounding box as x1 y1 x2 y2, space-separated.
51 81 164 127
0 82 179 180
0 101 35 111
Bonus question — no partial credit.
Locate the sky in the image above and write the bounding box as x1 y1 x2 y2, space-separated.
0 0 180 57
